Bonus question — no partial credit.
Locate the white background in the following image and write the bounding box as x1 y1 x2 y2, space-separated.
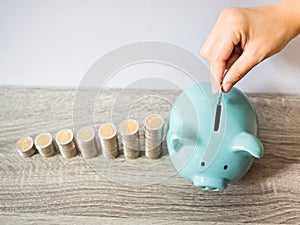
1 0 300 93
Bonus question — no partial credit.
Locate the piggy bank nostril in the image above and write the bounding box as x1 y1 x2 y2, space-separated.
201 186 217 191
201 186 209 191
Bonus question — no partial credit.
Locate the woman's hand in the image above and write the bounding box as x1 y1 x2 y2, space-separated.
201 0 300 92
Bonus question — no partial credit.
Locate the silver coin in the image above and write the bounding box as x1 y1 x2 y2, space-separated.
35 133 56 158
76 126 98 159
143 114 165 159
119 119 140 159
55 129 77 158
98 123 119 158
16 136 36 157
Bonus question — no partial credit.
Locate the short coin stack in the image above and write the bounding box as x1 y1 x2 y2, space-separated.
76 126 98 159
119 119 140 159
98 123 119 158
55 129 77 158
16 136 36 157
35 133 56 157
143 114 165 159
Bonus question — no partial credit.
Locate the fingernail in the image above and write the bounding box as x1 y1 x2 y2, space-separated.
210 73 219 94
223 82 233 92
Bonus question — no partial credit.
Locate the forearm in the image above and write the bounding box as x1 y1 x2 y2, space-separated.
278 0 300 39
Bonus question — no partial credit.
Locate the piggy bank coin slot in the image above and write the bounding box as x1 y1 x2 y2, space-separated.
214 103 222 132
214 86 223 132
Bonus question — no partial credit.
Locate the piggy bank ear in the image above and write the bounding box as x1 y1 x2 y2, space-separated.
231 132 264 158
169 134 181 152
168 133 198 152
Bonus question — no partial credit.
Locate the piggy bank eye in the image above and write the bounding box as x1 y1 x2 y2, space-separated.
223 165 228 170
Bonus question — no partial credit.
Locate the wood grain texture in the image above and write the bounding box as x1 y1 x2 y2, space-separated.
0 213 269 225
0 86 299 224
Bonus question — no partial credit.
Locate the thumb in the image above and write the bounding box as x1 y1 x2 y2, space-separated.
222 48 260 92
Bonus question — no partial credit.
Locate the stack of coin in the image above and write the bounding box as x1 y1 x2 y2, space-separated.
76 126 98 159
55 129 77 158
119 119 140 159
16 136 36 157
143 114 165 159
98 123 119 158
35 133 56 157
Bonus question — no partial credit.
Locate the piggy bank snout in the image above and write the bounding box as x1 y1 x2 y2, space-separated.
193 175 227 191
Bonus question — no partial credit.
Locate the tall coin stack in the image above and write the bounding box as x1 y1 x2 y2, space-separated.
35 133 56 157
76 126 98 159
119 119 140 159
98 123 119 158
16 136 36 157
143 114 165 159
55 129 77 158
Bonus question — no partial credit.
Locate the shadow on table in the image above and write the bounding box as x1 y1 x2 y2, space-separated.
241 141 299 186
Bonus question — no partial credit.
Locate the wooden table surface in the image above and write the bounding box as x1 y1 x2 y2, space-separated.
0 86 299 224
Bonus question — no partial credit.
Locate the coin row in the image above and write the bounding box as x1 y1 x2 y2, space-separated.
16 114 165 160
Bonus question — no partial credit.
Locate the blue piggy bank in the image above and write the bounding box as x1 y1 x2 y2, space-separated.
166 83 263 191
